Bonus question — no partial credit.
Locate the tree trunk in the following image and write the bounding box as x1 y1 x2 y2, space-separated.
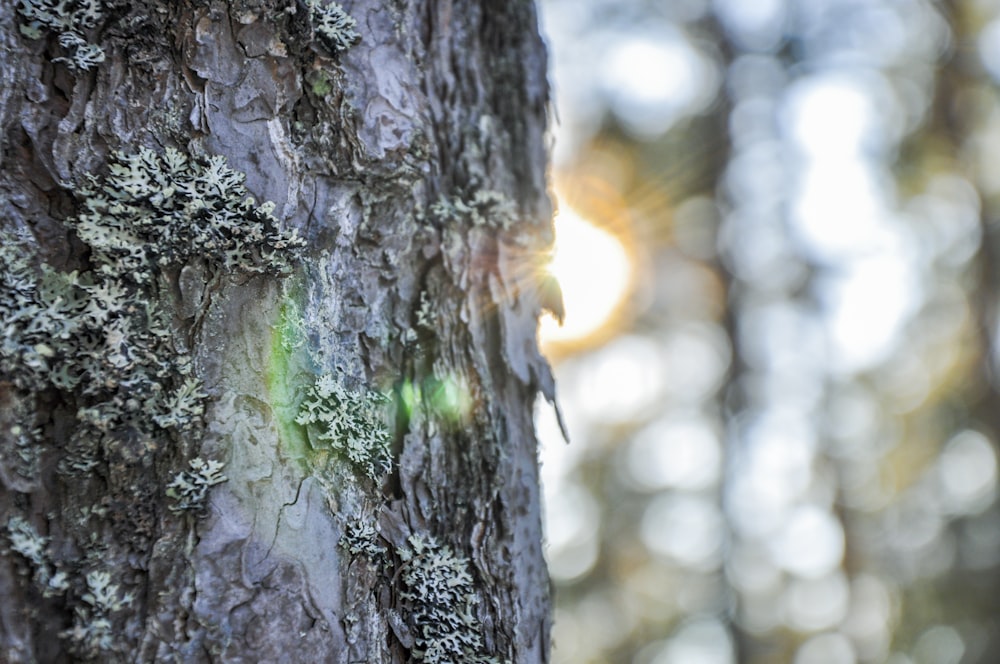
0 0 556 661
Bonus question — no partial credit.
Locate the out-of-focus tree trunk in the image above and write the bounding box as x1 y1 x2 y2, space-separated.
0 0 556 661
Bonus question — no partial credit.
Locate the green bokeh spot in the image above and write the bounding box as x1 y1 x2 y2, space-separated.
266 288 310 468
398 373 474 428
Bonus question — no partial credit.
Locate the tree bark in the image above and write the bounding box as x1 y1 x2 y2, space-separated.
0 0 556 661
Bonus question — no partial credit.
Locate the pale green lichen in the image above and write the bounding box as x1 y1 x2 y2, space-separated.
416 290 435 330
2 143 304 656
61 146 301 470
397 534 502 664
428 190 518 230
152 377 208 433
61 570 134 659
0 249 60 476
166 457 227 513
17 0 106 71
295 372 391 481
5 518 133 657
2 145 303 480
0 244 87 392
72 146 305 283
5 516 71 598
55 30 105 70
308 69 334 97
0 232 196 477
2 413 42 485
340 520 384 558
308 0 360 54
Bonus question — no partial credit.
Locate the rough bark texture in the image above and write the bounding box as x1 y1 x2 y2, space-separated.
0 0 555 661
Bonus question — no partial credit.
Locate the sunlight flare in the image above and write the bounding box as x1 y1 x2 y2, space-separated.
540 207 632 345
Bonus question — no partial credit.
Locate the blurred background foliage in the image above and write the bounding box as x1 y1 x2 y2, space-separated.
534 0 1000 662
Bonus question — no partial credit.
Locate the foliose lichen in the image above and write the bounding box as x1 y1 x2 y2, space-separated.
5 516 70 598
397 534 502 664
166 457 227 514
0 241 88 394
0 230 197 477
295 372 391 481
307 0 360 54
61 570 134 659
339 520 384 558
2 144 303 490
65 146 300 471
0 243 69 479
427 190 518 230
4 141 305 655
0 397 42 487
5 517 134 658
17 0 106 71
415 290 435 331
72 146 305 283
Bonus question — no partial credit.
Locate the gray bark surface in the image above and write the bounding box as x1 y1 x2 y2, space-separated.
0 0 555 661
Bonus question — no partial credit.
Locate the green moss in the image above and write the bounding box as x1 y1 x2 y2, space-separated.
308 70 334 97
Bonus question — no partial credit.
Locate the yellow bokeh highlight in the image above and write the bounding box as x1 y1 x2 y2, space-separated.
540 206 633 346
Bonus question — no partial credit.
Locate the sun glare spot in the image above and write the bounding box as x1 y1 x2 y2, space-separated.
540 207 632 345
